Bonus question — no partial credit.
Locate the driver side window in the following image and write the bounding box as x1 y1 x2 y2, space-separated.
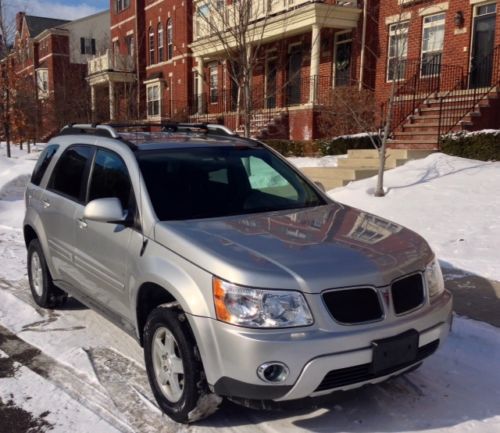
88 149 133 210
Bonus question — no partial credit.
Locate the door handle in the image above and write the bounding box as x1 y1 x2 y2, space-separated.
42 199 51 208
77 218 88 229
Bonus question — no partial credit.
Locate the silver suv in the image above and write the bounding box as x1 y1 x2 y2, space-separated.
24 123 452 423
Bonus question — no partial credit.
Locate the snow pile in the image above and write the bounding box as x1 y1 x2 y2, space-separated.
0 143 39 281
288 154 346 168
329 153 500 281
444 128 500 140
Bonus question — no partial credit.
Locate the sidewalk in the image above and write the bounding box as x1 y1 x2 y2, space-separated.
443 268 500 328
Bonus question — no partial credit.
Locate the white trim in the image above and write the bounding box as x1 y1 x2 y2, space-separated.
145 53 192 70
419 2 449 16
126 30 134 35
38 52 69 63
112 36 119 42
385 12 412 25
470 0 494 4
145 0 164 10
111 15 136 30
143 77 165 85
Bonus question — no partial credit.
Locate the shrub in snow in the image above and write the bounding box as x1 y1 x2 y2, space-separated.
441 130 500 161
317 133 380 156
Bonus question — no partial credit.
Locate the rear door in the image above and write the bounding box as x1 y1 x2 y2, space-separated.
73 148 137 320
40 144 94 286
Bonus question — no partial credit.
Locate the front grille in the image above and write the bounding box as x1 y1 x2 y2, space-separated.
391 273 425 315
315 340 439 392
322 288 383 324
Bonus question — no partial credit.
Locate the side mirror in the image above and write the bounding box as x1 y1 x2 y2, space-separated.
84 198 126 224
314 181 326 192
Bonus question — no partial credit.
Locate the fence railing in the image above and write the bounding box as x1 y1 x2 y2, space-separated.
438 45 500 137
380 57 463 134
88 50 135 75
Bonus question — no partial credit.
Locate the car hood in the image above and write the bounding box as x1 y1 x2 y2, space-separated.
154 203 433 293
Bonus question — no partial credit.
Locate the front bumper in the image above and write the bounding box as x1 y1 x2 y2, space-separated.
188 290 452 401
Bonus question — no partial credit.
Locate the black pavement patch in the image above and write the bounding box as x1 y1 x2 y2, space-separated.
0 397 54 433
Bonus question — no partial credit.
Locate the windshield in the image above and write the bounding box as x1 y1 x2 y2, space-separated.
137 146 326 220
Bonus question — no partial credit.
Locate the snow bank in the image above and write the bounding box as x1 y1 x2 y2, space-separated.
329 153 500 281
288 154 346 168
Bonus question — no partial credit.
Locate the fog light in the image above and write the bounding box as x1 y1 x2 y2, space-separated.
257 362 289 383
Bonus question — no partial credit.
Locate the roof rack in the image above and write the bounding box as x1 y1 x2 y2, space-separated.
59 122 239 139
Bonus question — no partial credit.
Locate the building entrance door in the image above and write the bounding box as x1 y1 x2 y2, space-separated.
287 45 302 105
266 58 277 108
470 4 496 88
334 32 353 87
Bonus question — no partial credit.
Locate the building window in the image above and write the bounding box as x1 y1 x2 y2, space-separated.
113 40 120 56
196 4 209 38
209 63 218 103
125 35 134 56
80 37 96 55
167 18 173 60
158 24 164 62
421 13 445 77
147 83 161 118
149 27 155 65
36 69 49 99
387 21 409 81
116 0 130 13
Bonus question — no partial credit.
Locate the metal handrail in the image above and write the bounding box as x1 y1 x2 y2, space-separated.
438 45 500 139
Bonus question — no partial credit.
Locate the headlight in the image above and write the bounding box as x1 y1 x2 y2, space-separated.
213 277 313 328
425 258 445 298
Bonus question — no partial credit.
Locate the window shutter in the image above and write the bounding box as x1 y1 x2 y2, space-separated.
91 39 96 55
80 37 85 54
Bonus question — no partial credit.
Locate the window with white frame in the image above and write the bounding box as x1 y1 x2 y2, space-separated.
209 64 218 103
196 5 209 38
149 27 155 65
167 18 173 60
158 24 164 62
421 13 445 77
387 21 409 81
125 35 134 56
116 0 130 13
36 69 48 99
147 83 161 118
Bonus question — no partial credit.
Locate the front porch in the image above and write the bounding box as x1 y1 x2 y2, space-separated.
87 50 136 121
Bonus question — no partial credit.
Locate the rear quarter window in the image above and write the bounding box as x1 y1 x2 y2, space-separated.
31 144 59 186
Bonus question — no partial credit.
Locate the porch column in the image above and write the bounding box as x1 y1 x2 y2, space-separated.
109 81 115 121
196 56 204 114
90 85 96 121
309 24 321 104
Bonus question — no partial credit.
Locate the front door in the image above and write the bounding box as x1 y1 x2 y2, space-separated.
470 3 497 88
266 58 277 108
287 45 302 105
334 32 353 87
73 148 137 320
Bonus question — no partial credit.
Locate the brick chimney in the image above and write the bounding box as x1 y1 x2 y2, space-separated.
16 12 25 34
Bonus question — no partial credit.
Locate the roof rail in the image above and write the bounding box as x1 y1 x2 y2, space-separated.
60 124 121 139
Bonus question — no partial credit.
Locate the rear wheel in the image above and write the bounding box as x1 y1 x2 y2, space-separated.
27 239 67 308
143 305 221 423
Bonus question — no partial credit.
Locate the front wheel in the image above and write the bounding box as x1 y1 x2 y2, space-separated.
143 305 221 423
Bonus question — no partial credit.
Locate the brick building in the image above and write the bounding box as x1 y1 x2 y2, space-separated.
9 11 110 138
91 0 500 146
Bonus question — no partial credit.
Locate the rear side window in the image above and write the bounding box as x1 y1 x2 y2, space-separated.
50 145 93 202
31 144 59 186
88 149 132 209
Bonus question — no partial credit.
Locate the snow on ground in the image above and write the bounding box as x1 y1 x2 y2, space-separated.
329 153 500 282
288 154 346 168
0 143 40 282
0 145 500 432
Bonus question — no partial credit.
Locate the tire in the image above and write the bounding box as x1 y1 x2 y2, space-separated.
27 239 67 308
143 305 220 423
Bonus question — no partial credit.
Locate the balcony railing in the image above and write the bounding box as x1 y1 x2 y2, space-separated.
88 50 135 75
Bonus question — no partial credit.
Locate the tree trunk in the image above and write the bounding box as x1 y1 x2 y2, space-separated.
374 75 397 197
